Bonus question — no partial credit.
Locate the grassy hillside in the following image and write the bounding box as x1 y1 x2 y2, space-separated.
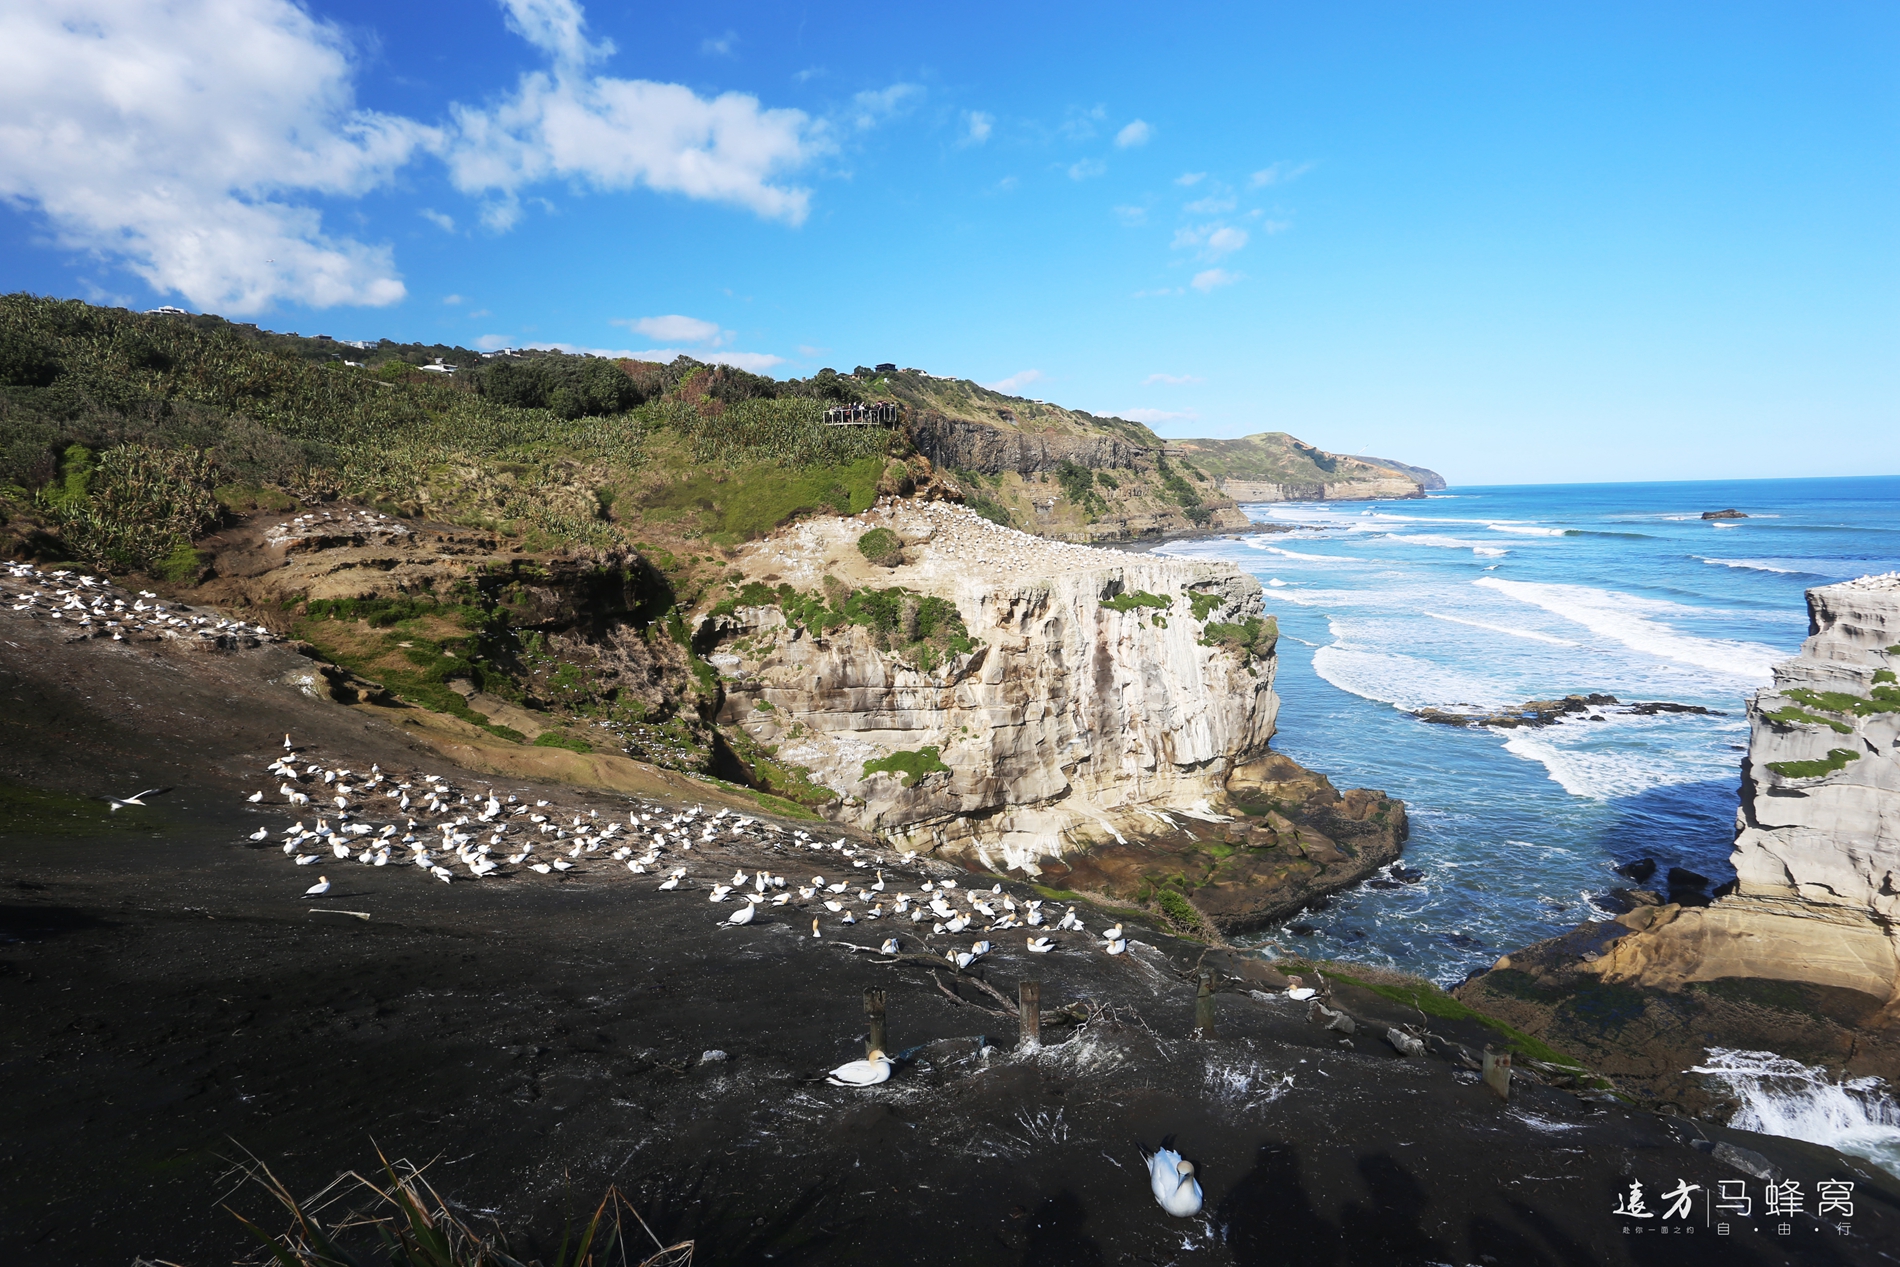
1166 432 1435 493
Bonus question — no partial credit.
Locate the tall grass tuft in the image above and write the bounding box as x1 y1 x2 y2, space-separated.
222 1144 692 1267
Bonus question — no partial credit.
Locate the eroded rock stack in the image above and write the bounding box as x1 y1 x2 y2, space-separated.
1584 573 1900 1017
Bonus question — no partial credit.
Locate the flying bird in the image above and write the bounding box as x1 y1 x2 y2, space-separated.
106 787 171 811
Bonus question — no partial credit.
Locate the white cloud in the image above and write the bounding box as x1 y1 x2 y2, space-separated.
961 110 993 146
1112 205 1147 226
1171 223 1249 259
446 12 830 229
0 0 834 314
1114 119 1152 148
700 30 738 57
613 313 729 345
848 83 924 131
1068 158 1107 180
1143 373 1203 385
0 0 432 313
984 368 1043 394
467 308 491 318
1174 172 1207 186
1119 407 1197 424
499 0 613 68
1059 104 1107 141
1249 160 1313 187
443 294 465 306
1190 268 1240 292
421 209 458 232
796 344 829 357
1182 194 1235 215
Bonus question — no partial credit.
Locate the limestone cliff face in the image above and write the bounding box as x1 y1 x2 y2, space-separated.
700 503 1279 872
1583 573 1900 1015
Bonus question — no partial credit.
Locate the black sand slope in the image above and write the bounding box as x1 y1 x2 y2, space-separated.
2 620 1895 1266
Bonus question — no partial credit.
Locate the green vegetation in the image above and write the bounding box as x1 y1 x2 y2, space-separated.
1152 455 1210 526
532 731 594 754
1762 706 1854 735
1101 589 1170 614
38 442 219 574
1201 614 1279 662
1053 459 1105 518
710 580 975 670
861 746 950 788
1874 668 1896 684
1188 590 1224 621
857 526 903 564
1153 888 1202 934
1283 960 1591 1069
1160 431 1435 491
1782 685 1900 718
1767 748 1861 779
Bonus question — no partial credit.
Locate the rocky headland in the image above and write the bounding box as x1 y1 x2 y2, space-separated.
1457 572 1900 1112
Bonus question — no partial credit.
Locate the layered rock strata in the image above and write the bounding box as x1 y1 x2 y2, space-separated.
1513 573 1900 1019
702 501 1399 880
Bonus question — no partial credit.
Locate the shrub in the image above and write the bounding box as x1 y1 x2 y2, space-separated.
1767 748 1860 779
857 527 902 564
1201 615 1278 662
533 731 594 754
1102 589 1169 614
861 746 950 788
41 443 220 574
1188 590 1223 621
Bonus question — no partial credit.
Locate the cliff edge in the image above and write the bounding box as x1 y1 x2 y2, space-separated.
1579 572 1900 1013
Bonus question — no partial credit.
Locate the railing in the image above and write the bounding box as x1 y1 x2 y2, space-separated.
825 401 901 427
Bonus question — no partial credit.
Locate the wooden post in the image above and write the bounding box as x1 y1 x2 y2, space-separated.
1482 1044 1511 1102
1195 971 1217 1040
864 988 887 1057
1019 980 1041 1049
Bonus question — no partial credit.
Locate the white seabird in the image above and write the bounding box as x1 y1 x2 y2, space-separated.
106 787 172 811
1143 1145 1204 1217
827 1050 893 1087
304 876 331 896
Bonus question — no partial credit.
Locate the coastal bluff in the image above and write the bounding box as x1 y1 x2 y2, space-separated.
700 501 1405 921
1580 572 1900 1012
1457 572 1900 1110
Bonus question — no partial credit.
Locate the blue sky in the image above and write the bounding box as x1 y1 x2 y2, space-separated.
2 1 1894 485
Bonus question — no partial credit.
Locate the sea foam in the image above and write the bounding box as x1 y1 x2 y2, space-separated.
1473 577 1778 681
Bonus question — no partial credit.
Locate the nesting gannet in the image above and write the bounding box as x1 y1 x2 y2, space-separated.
1286 986 1318 1002
880 938 901 955
1143 1145 1204 1217
827 1050 892 1086
725 902 756 926
811 918 821 938
1103 923 1124 942
657 875 680 890
1026 936 1055 953
248 827 269 842
304 876 331 896
246 791 264 803
1105 938 1127 955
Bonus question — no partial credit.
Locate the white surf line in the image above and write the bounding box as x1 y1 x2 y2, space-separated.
1423 611 1578 647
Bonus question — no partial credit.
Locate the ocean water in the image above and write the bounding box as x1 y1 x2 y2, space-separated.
1154 475 1900 986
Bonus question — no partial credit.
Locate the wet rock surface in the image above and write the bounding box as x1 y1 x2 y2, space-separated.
4 611 1895 1264
1414 694 1720 729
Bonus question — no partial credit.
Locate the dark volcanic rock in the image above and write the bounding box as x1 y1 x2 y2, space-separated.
1701 508 1749 519
1038 752 1408 935
1616 858 1658 883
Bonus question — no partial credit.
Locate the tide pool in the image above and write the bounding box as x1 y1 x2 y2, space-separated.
1154 474 1900 984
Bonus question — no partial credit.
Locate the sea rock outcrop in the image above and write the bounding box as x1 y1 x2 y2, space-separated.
1558 573 1900 1016
703 501 1337 874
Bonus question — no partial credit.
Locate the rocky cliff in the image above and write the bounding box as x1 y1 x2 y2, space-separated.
1573 573 1900 1012
1166 432 1438 503
688 502 1399 904
703 501 1276 869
